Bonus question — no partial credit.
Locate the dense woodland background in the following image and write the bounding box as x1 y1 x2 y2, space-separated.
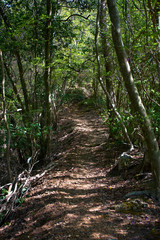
0 0 160 200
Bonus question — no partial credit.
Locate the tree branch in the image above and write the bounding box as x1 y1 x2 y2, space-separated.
62 14 90 21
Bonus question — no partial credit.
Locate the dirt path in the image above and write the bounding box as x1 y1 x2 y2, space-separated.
0 105 160 240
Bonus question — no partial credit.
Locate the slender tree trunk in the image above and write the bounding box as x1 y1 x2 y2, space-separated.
147 0 160 84
99 0 114 109
41 0 52 158
107 0 160 199
158 9 160 85
95 0 133 150
0 4 30 113
33 0 38 110
0 49 12 182
92 67 99 100
4 62 24 112
143 0 149 45
15 51 30 112
44 0 51 124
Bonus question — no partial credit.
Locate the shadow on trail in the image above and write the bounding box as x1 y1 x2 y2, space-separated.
4 181 155 240
0 105 159 240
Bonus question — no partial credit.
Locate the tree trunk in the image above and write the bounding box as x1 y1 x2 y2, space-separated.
0 3 30 113
4 62 24 112
107 0 160 199
158 9 160 85
95 0 133 150
33 0 39 110
40 0 52 158
99 0 114 109
147 0 160 85
0 49 12 182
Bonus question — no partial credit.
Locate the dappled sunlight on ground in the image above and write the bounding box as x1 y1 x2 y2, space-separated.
0 105 160 240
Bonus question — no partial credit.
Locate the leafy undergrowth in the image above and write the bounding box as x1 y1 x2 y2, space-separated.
0 104 160 240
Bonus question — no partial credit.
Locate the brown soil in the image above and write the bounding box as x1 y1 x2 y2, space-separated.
0 104 160 240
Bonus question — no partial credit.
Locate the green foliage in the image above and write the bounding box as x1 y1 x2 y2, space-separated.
1 0 160 166
63 89 86 104
16 196 25 205
1 189 8 195
80 95 106 108
102 109 136 144
0 188 9 222
9 120 53 159
149 105 160 140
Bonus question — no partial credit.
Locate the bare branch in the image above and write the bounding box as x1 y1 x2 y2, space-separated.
61 14 90 21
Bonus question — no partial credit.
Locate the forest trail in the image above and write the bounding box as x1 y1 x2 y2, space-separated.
0 105 160 240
